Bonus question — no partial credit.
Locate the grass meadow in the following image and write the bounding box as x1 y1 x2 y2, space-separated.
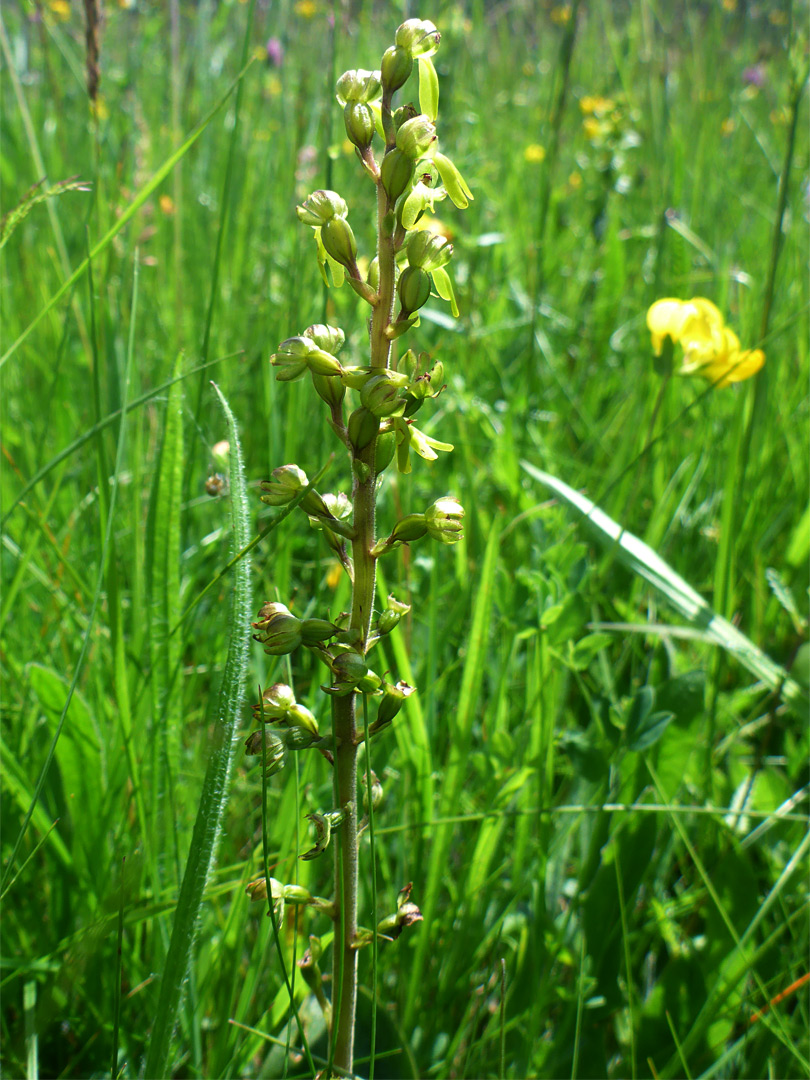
1 0 809 1077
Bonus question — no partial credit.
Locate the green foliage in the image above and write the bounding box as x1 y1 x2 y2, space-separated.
1 2 807 1079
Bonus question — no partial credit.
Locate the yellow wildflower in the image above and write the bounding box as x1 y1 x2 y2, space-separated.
294 0 317 16
159 194 175 216
326 561 343 590
583 116 603 140
49 0 71 20
580 95 615 116
524 143 546 163
647 297 764 387
550 4 572 24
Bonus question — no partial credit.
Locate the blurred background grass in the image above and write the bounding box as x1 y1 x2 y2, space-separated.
1 0 808 1077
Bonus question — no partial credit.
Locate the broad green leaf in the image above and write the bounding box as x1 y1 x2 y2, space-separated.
541 593 588 646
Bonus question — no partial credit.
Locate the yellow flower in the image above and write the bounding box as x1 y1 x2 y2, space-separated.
550 4 572 24
583 116 603 140
326 561 343 590
647 297 764 387
579 95 615 116
48 0 71 20
159 194 175 216
524 143 546 163
294 0 317 16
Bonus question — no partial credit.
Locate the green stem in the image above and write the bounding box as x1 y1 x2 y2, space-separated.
331 162 395 1077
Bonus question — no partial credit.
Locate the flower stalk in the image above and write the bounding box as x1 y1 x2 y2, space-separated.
247 18 470 1074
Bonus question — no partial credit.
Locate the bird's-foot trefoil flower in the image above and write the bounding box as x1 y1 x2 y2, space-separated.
647 297 765 387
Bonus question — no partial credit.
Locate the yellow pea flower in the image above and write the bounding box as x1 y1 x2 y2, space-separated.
647 297 764 388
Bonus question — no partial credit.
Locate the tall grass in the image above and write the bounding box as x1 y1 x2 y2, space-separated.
1 1 807 1078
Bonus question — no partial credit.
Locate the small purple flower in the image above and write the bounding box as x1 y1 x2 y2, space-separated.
266 37 284 67
742 63 765 87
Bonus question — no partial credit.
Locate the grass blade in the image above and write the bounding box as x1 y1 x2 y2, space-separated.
144 383 252 1078
521 463 808 713
0 57 255 371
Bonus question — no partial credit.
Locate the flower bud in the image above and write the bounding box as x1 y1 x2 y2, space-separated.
357 668 383 693
381 44 413 94
270 336 314 381
254 681 297 719
286 702 319 737
245 727 285 758
377 595 411 634
252 603 303 654
406 228 453 271
393 103 419 130
366 256 380 292
204 472 227 497
375 430 396 473
360 371 408 418
305 348 344 377
312 371 346 408
348 406 381 451
300 618 339 645
390 513 428 543
320 217 358 268
283 883 316 904
363 770 383 810
380 148 414 203
330 650 369 686
335 68 382 105
397 266 432 316
246 876 283 902
425 496 465 544
304 323 345 354
341 366 373 390
259 463 307 506
400 349 419 379
344 102 376 151
301 813 332 861
395 19 441 59
376 882 423 938
404 360 444 416
296 189 348 226
396 114 437 159
283 725 320 751
376 610 401 635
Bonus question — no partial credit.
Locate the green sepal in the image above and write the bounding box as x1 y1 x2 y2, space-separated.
315 229 346 287
418 57 439 121
409 424 454 461
431 265 459 317
368 99 386 141
375 431 396 473
433 151 473 209
394 417 412 474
